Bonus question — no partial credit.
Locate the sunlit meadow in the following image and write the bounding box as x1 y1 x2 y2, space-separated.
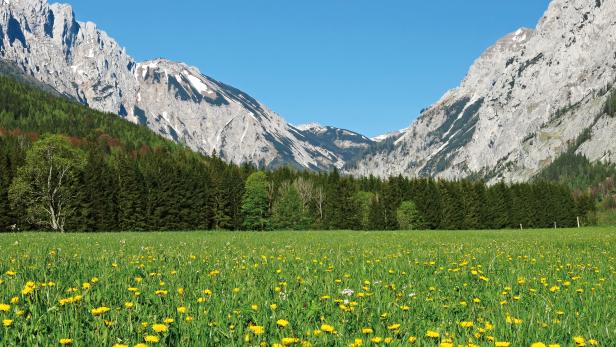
0 229 615 346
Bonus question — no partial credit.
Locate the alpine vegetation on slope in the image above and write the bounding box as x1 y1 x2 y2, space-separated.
0 0 361 170
0 74 594 232
348 0 616 182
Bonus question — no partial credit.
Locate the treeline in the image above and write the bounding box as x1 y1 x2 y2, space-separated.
0 75 595 231
536 140 616 218
537 150 616 191
0 132 593 231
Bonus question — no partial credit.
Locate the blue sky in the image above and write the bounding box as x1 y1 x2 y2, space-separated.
64 0 549 137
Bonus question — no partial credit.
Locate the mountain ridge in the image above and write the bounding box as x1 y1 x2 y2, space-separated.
0 0 369 170
2 0 616 182
346 0 616 182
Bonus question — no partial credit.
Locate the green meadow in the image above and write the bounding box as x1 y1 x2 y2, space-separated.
0 228 614 346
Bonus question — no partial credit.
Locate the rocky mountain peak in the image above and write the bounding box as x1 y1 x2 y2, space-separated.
1 0 366 170
347 0 616 182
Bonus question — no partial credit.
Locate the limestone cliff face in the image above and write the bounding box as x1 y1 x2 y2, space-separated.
3 0 616 179
348 0 616 182
0 0 349 170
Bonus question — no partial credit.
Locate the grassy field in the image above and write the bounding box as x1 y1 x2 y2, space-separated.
0 228 615 346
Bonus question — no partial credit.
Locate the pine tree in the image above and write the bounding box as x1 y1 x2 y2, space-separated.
368 194 386 230
273 184 306 230
71 145 118 231
439 181 464 230
510 184 533 229
486 182 510 229
225 165 246 230
113 153 146 231
337 177 361 230
0 138 14 229
412 178 442 229
381 178 403 230
323 169 342 229
460 180 486 230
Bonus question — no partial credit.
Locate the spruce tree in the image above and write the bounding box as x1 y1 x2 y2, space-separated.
0 139 14 229
337 177 361 230
113 153 146 231
439 181 464 230
486 182 510 229
381 178 403 230
368 194 386 230
273 185 306 230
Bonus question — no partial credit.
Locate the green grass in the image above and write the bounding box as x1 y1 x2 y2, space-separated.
597 209 616 226
0 228 615 346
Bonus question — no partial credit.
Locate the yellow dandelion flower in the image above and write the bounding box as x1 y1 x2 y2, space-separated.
459 321 474 328
151 324 168 333
408 336 417 343
361 327 373 334
59 338 73 345
573 336 586 346
350 338 363 347
3 319 13 327
426 330 440 338
277 319 289 327
387 323 400 331
144 335 160 343
21 281 36 295
281 337 300 345
0 304 10 312
90 306 111 316
249 325 265 335
177 306 187 314
320 324 335 333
